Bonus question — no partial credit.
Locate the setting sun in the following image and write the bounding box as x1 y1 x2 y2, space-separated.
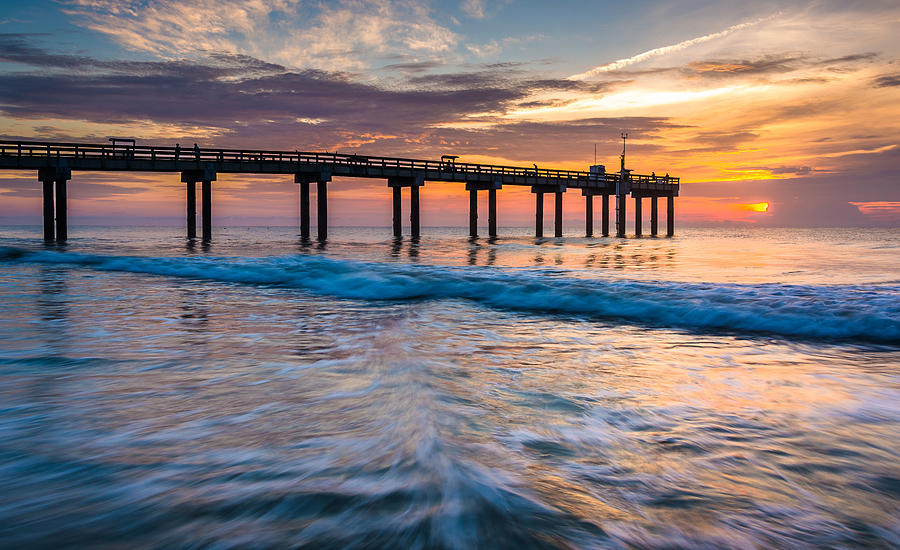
744 202 770 213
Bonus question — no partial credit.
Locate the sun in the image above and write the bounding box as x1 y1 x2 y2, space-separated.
744 202 769 212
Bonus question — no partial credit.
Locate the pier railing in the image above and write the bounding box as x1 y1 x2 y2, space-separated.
0 140 679 187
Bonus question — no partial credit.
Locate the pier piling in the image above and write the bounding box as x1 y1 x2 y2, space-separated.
651 197 658 236
488 188 497 237
392 186 401 238
602 195 610 237
615 194 626 238
585 195 593 237
410 183 420 239
42 178 54 241
667 195 675 237
469 188 478 237
317 181 327 241
554 191 563 238
54 178 67 241
300 181 310 240
186 181 196 239
202 180 212 242
634 196 642 237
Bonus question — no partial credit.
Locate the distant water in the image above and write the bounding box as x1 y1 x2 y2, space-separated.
0 226 898 549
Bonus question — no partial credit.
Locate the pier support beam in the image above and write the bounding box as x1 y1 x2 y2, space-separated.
469 188 477 237
202 180 212 242
488 188 497 237
651 197 658 236
465 180 502 238
410 184 420 238
55 179 67 242
532 184 565 238
42 178 54 241
299 182 310 240
392 186 401 238
183 165 216 241
317 181 327 241
634 196 642 237
186 181 196 239
667 195 675 237
615 194 626 238
602 194 610 237
554 191 563 237
388 174 425 238
38 166 71 242
582 189 610 238
295 169 331 242
585 195 593 237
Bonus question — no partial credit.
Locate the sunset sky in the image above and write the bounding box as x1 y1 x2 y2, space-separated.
1 0 898 227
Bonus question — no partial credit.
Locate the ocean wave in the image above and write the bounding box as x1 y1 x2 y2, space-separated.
2 246 899 343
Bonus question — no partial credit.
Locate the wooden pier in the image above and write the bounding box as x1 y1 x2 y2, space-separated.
0 140 679 242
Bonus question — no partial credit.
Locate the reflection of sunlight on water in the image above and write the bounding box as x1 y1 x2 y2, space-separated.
0 226 898 547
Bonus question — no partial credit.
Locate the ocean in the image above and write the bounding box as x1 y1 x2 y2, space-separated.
0 226 898 549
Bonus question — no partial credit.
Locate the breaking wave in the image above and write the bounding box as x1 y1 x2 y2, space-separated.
2 247 898 344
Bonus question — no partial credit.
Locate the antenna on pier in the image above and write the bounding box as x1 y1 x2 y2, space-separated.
620 132 628 174
594 143 597 165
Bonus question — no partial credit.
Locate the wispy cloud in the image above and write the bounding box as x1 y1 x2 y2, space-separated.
568 16 774 81
63 0 460 72
461 0 485 19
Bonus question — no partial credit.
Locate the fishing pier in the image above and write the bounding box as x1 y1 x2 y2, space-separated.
0 140 679 242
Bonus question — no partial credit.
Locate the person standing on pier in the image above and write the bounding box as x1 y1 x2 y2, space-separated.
194 143 200 162
175 143 180 161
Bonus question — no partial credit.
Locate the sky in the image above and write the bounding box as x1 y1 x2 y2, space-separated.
0 0 898 227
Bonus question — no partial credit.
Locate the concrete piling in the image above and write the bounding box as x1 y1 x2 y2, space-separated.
300 181 310 240
42 178 54 241
392 185 401 238
202 180 212 242
317 181 327 241
602 194 610 237
667 195 675 237
634 196 642 237
488 188 497 238
469 188 478 237
187 181 196 239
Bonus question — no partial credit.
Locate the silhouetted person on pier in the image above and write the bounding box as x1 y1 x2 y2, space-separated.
533 163 538 175
175 143 180 160
194 143 200 161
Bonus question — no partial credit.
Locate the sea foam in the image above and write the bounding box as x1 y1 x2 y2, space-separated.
2 247 898 343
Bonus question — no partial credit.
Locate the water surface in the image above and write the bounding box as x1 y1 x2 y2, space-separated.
1 226 898 548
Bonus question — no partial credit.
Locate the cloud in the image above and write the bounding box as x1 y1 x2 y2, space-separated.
380 61 444 74
873 73 900 87
63 0 461 72
460 0 485 19
569 16 773 80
